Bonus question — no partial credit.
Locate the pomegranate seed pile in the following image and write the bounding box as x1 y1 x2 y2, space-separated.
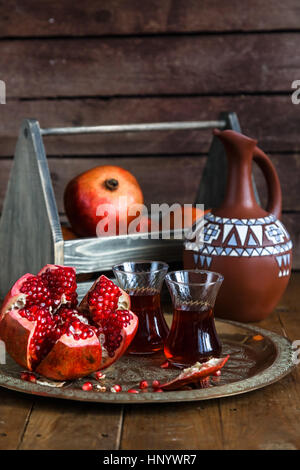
20 276 52 309
40 267 78 308
18 271 89 366
0 265 137 381
87 276 133 357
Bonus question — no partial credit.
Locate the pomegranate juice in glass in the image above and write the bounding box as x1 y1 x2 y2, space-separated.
113 261 169 354
164 270 223 367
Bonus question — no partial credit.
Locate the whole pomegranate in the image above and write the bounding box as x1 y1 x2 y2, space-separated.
0 265 138 381
64 166 144 237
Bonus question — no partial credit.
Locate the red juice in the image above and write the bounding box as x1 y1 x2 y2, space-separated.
164 307 221 367
128 290 169 354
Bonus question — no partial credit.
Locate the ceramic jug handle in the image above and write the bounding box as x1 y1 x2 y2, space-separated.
253 146 282 219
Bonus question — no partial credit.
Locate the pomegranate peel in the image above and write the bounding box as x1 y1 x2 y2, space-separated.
160 356 229 391
0 267 138 381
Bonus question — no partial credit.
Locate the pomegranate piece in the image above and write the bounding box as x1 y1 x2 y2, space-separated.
39 264 78 308
152 380 161 389
160 361 170 369
79 275 138 370
128 389 139 394
139 380 148 390
111 384 122 393
21 371 37 383
0 267 138 381
82 381 93 391
95 371 106 380
160 356 230 391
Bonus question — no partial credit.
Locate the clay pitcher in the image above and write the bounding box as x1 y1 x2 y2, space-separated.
184 130 292 322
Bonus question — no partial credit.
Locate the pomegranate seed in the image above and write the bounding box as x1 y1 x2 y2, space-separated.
111 384 122 393
128 389 139 394
139 380 148 390
160 361 170 369
28 373 37 383
20 371 30 381
153 388 164 393
82 381 93 391
152 380 161 389
95 371 106 380
20 371 37 383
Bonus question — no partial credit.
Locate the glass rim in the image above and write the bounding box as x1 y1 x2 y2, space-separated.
165 269 224 287
112 260 169 275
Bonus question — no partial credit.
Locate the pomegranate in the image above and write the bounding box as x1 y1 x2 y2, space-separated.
160 356 229 391
64 165 144 237
0 266 138 381
79 275 138 370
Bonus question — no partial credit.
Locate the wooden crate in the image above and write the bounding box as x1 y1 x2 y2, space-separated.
0 112 252 298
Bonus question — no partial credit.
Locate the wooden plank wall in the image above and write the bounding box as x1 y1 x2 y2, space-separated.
0 0 299 266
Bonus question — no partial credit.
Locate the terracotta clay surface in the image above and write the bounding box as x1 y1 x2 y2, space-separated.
184 130 292 322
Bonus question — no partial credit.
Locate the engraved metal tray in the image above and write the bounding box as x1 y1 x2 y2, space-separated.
0 320 295 404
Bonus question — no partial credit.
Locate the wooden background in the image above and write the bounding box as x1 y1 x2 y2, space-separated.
0 0 299 266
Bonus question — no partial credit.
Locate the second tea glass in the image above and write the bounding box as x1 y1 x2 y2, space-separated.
113 261 169 354
164 270 223 367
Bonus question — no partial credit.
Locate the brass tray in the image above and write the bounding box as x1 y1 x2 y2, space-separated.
0 320 295 404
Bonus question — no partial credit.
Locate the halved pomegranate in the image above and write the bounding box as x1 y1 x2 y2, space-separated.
160 356 229 391
79 275 138 369
0 266 138 381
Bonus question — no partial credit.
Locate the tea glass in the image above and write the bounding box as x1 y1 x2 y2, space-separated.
113 261 169 354
164 270 223 367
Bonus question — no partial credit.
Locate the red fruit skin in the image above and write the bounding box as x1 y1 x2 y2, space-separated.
160 356 230 391
99 312 138 370
38 264 76 278
0 309 35 370
64 165 144 237
36 332 102 381
0 273 35 320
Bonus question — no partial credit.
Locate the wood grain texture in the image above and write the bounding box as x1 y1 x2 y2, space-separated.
1 34 299 99
121 401 224 450
218 277 300 450
1 0 300 37
0 388 34 450
1 155 299 268
120 274 300 450
1 153 299 212
19 398 123 450
64 235 183 273
0 95 298 157
0 120 63 299
1 274 299 450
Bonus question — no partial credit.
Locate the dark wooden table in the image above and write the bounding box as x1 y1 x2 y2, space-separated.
0 273 299 450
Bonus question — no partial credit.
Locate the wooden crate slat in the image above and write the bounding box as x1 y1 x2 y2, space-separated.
0 95 299 157
1 0 300 37
1 34 300 99
0 119 63 298
64 236 183 273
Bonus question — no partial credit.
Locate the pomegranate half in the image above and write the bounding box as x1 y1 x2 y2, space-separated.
0 265 138 381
